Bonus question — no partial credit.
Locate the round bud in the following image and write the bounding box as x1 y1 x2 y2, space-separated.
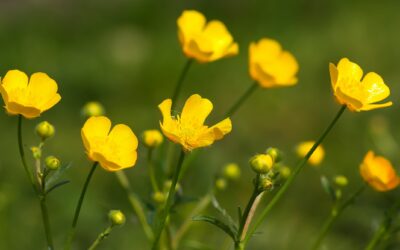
259 177 273 191
223 163 241 180
215 178 227 191
279 166 291 179
152 191 166 204
31 147 42 159
35 121 55 141
266 147 282 163
81 101 105 118
45 156 60 170
142 130 164 148
334 175 348 187
108 210 126 226
250 154 274 174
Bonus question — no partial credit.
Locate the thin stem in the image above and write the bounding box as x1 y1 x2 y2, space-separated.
64 162 98 250
240 193 264 242
88 225 113 250
17 115 38 194
40 196 54 250
225 82 258 117
311 184 365 250
365 224 387 250
115 171 154 241
147 148 160 192
171 59 193 110
152 150 186 250
172 192 213 249
243 105 347 247
237 186 260 241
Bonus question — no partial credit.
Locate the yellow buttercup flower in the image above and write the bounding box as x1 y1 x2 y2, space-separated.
159 94 232 151
296 141 325 166
249 38 298 88
329 58 392 112
177 10 239 63
81 116 138 171
0 70 61 118
360 151 400 192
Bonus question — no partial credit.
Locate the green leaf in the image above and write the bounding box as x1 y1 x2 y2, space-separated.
45 180 70 194
192 215 237 240
211 196 237 231
46 162 72 187
320 176 337 201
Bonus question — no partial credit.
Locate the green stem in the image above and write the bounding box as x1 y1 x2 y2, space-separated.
311 184 365 250
171 59 193 110
115 171 154 241
225 82 258 117
148 148 160 192
88 225 113 250
17 115 38 194
172 192 213 249
64 162 98 250
243 105 347 247
152 150 186 250
40 195 54 250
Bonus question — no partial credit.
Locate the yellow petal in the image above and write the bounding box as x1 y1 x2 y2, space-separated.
181 94 213 127
334 86 364 111
250 39 282 63
202 21 233 52
177 10 206 45
337 58 363 82
106 124 138 169
210 118 232 140
6 101 41 118
361 72 390 104
28 72 60 110
1 70 29 92
158 99 181 144
81 116 111 153
329 63 338 89
359 101 393 111
192 118 232 149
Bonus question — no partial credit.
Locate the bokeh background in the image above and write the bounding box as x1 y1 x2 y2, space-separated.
0 0 400 249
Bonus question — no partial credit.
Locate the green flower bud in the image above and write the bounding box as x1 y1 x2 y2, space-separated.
152 191 166 204
250 154 274 174
266 147 282 163
81 101 105 118
108 210 126 226
35 121 55 141
334 175 348 187
279 166 291 179
223 163 241 180
215 178 227 191
45 156 60 170
31 147 42 159
259 177 273 191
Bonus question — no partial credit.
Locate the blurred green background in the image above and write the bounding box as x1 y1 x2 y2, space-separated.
0 0 400 249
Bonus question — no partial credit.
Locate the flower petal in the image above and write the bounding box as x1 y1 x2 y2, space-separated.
81 116 111 153
28 72 60 110
177 10 206 45
1 70 29 92
6 101 41 118
337 58 363 82
106 124 138 169
361 72 390 104
181 94 213 127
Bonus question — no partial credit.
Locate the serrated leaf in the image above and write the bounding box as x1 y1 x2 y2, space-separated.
192 215 237 240
211 196 237 230
320 176 337 201
46 162 72 187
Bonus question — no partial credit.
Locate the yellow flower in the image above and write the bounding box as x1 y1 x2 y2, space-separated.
249 38 298 88
177 10 238 63
81 116 138 171
159 94 232 151
329 58 392 112
360 151 400 192
142 129 164 148
0 70 61 118
296 141 325 166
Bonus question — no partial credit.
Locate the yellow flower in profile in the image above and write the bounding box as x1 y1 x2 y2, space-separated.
177 10 239 63
360 151 400 192
296 141 325 166
249 38 298 88
329 58 392 112
0 70 61 118
81 116 138 171
159 94 232 151
142 129 163 148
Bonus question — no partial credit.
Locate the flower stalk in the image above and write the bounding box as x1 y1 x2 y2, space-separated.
243 105 347 248
225 82 258 117
171 59 193 110
88 225 113 250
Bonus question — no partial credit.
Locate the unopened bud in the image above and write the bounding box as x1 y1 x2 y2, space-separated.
108 210 126 226
81 101 105 118
45 156 60 170
259 177 273 191
334 175 348 187
152 191 166 203
223 163 241 180
31 147 42 159
266 147 282 163
215 178 227 191
142 130 163 148
35 121 55 141
279 166 291 179
250 154 274 174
